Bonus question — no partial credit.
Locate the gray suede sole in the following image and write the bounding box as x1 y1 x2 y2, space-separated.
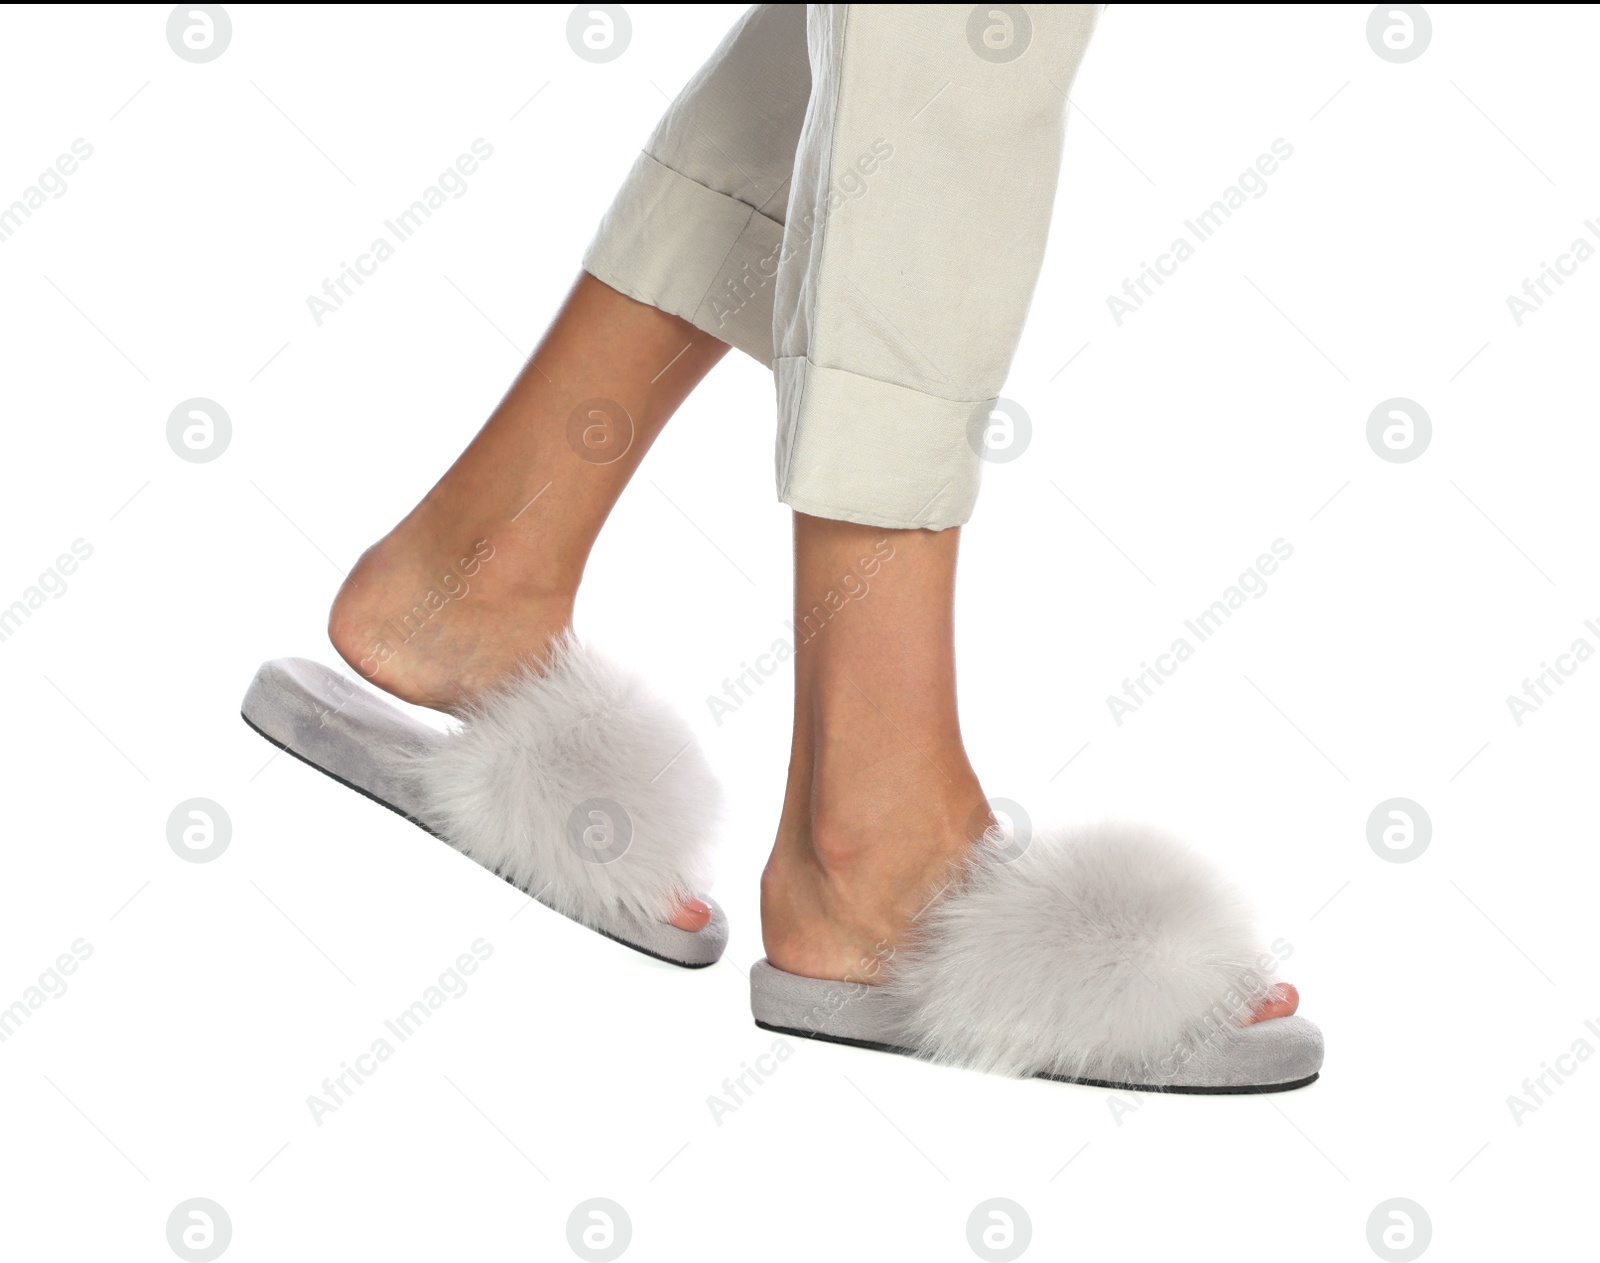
241 657 727 968
749 959 1323 1093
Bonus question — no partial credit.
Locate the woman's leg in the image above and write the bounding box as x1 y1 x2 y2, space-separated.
754 3 1099 959
328 274 728 713
761 514 984 980
758 6 1298 1020
330 0 811 711
327 278 730 934
329 0 812 709
327 6 813 932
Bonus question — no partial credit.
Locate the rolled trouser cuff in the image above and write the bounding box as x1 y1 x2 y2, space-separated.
581 152 784 367
775 355 985 531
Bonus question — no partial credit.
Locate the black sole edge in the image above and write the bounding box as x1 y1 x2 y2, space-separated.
239 709 716 971
754 1020 1320 1095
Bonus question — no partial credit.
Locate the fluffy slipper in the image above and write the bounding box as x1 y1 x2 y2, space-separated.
240 634 726 967
750 822 1321 1091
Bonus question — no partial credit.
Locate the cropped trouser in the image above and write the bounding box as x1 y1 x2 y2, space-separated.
583 4 1102 529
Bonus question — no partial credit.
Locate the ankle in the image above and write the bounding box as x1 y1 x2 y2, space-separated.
399 497 585 603
761 765 987 980
807 788 983 872
778 743 984 875
808 727 981 848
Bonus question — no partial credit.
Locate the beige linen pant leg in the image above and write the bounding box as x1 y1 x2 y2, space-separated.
583 4 1102 530
583 3 810 366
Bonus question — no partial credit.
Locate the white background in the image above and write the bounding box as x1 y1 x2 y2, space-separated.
2 3 1596 1260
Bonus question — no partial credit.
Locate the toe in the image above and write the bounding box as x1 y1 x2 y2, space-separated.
668 897 712 933
1244 982 1299 1024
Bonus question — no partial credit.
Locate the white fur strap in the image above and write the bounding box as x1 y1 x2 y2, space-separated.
408 634 720 926
881 822 1277 1081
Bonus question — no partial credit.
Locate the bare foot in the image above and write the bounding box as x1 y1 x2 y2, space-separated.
325 276 735 935
327 506 712 934
763 794 1300 1022
328 502 573 713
